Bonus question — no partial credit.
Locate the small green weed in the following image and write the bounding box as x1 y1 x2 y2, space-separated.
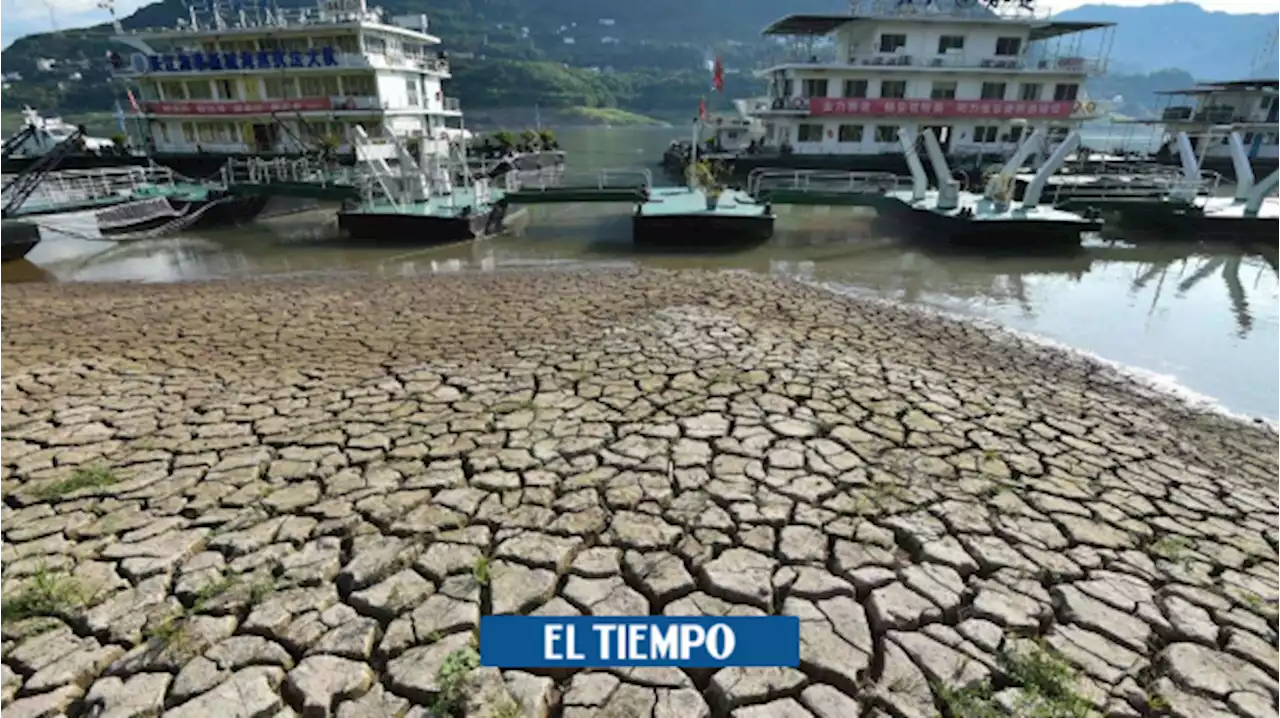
35 465 119 499
473 556 491 586
936 640 1094 718
1 568 85 622
433 646 481 717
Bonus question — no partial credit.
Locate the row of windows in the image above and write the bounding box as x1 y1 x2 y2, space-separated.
151 120 385 145
877 33 1024 56
143 74 380 101
793 124 1027 144
796 78 1078 102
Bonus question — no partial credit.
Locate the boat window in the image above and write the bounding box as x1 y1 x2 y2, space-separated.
138 82 161 101
300 77 327 97
215 79 237 101
365 34 388 54
1053 83 1079 102
937 35 965 54
264 78 298 99
1243 132 1255 143
186 81 213 100
930 81 957 100
994 37 1022 56
980 83 1006 100
878 34 907 53
973 126 999 143
801 79 829 98
796 124 823 142
838 124 863 143
843 79 868 98
874 125 897 143
1019 83 1041 101
335 35 360 53
342 75 375 96
406 78 420 106
160 81 187 100
180 122 195 142
880 80 907 99
1005 126 1023 142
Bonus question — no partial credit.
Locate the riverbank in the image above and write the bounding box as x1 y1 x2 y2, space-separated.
2 270 1276 718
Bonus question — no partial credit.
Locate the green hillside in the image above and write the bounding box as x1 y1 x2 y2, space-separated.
0 0 1266 119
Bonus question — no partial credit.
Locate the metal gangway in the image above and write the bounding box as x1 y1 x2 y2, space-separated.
220 156 364 201
746 169 910 206
502 167 653 203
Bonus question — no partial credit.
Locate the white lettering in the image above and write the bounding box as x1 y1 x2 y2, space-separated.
651 625 678 660
627 623 645 659
594 625 616 660
544 625 563 660
706 624 736 660
565 625 585 660
679 625 706 660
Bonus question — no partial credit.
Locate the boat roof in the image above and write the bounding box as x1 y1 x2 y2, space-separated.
762 13 1111 40
1154 79 1279 95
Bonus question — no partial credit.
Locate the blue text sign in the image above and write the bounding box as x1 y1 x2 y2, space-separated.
479 616 800 668
135 47 338 74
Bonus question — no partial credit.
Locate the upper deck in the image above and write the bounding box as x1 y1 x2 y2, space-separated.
1151 79 1280 126
109 0 447 79
758 0 1113 78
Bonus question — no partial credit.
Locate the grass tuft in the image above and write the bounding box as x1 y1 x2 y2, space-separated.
35 465 120 499
1 567 85 623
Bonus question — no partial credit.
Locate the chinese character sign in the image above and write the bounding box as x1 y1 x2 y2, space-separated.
807 97 1071 119
143 98 334 115
139 47 340 72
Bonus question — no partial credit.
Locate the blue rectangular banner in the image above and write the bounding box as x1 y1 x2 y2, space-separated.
479 616 800 668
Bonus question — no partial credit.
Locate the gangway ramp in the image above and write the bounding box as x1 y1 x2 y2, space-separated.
748 169 906 207
503 168 652 204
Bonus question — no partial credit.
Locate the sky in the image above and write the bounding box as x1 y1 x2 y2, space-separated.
1 0 1278 48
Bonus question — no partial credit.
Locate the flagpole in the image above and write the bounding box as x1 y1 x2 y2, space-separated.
689 113 699 191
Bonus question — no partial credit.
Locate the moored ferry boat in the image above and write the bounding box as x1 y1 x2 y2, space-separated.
102 0 469 178
1132 79 1279 181
691 0 1113 180
1 107 140 174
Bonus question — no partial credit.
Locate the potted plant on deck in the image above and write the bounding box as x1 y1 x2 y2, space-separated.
689 160 727 211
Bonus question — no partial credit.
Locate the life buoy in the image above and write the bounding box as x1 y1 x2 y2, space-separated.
1084 101 1096 114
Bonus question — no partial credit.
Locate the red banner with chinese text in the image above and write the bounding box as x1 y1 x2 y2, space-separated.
807 97 1074 119
142 98 334 115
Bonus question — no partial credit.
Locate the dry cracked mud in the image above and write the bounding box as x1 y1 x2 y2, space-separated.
1 269 1276 718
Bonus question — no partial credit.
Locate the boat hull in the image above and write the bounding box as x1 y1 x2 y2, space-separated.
337 204 504 244
1109 201 1279 242
631 212 775 250
881 203 1098 250
1 220 41 263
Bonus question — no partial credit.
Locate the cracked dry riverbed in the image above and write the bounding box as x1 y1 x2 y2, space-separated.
1 269 1277 718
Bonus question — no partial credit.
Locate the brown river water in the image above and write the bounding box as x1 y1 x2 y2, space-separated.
3 127 1277 420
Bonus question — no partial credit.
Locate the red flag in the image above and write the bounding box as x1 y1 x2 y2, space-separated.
712 56 724 93
698 96 707 120
126 88 140 112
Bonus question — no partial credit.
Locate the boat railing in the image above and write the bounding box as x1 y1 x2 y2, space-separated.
3 166 175 209
1049 170 1224 205
506 167 652 192
221 157 355 187
746 168 906 197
